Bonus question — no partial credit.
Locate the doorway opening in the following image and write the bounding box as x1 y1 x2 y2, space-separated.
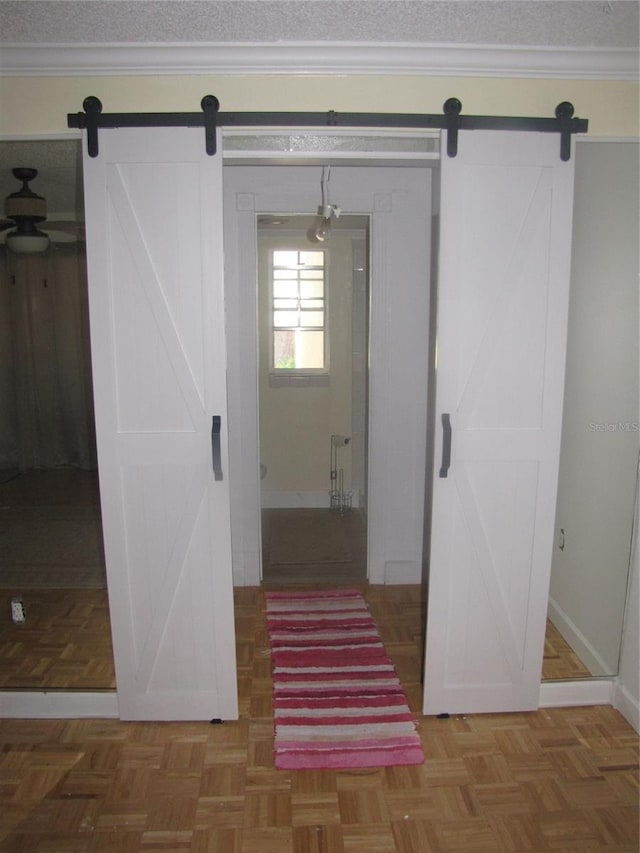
224 163 434 590
256 214 370 586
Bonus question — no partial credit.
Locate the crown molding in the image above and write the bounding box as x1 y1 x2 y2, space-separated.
0 41 637 81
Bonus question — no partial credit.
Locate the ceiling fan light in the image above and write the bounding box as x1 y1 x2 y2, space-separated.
2 168 50 252
6 231 50 254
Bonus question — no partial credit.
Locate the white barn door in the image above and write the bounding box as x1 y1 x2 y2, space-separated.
424 131 575 714
82 127 238 720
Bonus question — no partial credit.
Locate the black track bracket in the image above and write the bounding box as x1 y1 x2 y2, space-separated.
67 96 588 161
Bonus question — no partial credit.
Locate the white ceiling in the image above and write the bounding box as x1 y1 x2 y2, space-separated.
0 0 637 48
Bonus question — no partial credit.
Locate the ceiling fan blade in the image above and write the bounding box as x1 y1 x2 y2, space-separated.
0 214 85 246
0 226 80 246
42 228 78 244
44 220 84 239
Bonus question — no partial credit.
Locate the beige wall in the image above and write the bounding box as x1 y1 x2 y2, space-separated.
1 75 638 138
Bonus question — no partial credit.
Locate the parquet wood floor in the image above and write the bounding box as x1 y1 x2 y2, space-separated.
542 620 593 681
0 588 115 689
1 584 638 852
0 468 114 690
0 582 591 692
1 480 594 691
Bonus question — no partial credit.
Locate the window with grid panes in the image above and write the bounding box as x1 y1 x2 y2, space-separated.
271 249 326 370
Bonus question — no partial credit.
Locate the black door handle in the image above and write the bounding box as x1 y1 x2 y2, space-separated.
211 415 223 481
439 413 452 478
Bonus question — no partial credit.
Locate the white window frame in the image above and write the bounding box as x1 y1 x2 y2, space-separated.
269 246 330 379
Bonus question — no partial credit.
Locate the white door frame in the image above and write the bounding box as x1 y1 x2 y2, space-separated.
223 163 433 587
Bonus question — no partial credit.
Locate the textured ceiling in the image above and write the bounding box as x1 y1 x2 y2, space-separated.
0 0 637 48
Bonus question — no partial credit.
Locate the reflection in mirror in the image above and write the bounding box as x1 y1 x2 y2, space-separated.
543 140 639 681
0 141 114 689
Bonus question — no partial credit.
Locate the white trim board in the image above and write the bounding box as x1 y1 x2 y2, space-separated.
261 490 361 509
539 678 639 734
613 680 640 734
0 42 636 80
539 679 614 709
0 691 119 719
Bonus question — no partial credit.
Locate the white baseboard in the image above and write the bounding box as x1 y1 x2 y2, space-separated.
232 563 262 587
0 691 119 718
539 679 614 708
232 567 248 587
613 680 640 733
547 597 613 676
384 560 421 584
540 678 640 734
261 490 329 509
261 490 360 509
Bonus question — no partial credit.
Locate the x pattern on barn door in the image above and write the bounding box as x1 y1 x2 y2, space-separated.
82 127 237 721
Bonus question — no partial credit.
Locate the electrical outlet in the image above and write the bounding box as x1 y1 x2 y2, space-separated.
11 598 26 624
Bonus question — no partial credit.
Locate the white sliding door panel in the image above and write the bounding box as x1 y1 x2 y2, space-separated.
83 128 238 720
424 131 575 714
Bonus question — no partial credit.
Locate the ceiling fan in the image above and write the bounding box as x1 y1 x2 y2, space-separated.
0 167 83 254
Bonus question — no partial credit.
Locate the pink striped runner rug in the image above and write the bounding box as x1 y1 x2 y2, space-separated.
265 589 425 770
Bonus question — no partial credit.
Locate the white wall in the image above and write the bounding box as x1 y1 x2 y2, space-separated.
550 140 639 677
